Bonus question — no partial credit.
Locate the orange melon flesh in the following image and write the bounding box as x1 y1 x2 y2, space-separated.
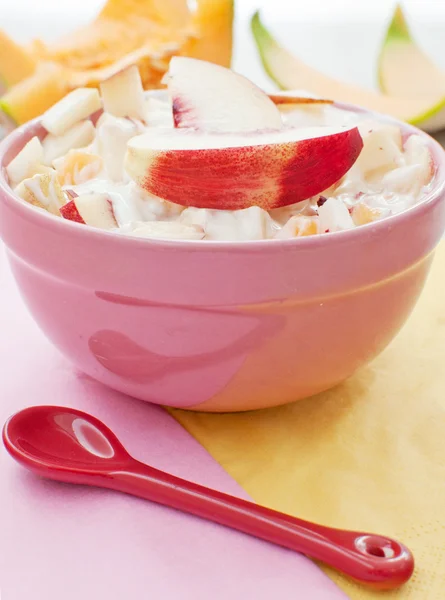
0 0 233 125
0 63 71 125
28 0 232 73
186 0 234 68
378 4 445 98
251 11 445 132
0 30 36 87
99 0 190 28
28 19 182 73
71 45 180 90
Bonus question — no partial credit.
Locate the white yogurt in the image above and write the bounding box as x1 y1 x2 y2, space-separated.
66 96 433 240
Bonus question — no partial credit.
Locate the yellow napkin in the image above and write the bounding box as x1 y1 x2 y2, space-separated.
173 240 445 599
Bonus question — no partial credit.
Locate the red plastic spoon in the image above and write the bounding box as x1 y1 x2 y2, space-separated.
2 406 414 589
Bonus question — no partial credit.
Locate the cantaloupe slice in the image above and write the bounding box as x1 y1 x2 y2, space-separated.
0 31 36 87
186 0 234 68
0 63 71 125
71 45 179 89
29 18 184 74
99 0 233 67
378 4 445 98
0 0 233 126
251 11 445 132
27 0 231 73
98 0 190 28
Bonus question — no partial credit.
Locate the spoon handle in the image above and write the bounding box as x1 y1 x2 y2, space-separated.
110 462 413 589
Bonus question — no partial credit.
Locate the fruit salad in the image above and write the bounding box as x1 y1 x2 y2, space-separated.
5 58 434 242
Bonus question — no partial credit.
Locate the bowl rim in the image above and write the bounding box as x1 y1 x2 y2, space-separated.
1 100 445 254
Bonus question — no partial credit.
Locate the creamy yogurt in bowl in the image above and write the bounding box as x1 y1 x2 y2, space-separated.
3 58 435 243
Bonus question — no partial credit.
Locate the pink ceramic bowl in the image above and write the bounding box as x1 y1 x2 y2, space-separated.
1 108 445 412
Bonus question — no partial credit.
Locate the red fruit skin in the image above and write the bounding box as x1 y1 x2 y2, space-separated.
172 96 195 129
136 127 364 211
60 199 85 224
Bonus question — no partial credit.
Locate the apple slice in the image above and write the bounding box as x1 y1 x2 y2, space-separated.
99 65 145 120
6 136 45 185
125 125 363 211
251 11 445 132
43 120 95 165
41 88 102 136
164 56 283 132
59 199 85 223
60 193 117 229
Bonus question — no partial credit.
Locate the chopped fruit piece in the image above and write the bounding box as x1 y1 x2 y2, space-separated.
43 120 95 165
232 206 275 240
404 135 433 172
165 56 283 132
318 197 354 232
99 65 145 120
125 125 363 210
96 114 139 182
382 164 431 196
378 5 445 99
120 221 205 240
268 92 333 105
251 11 445 132
276 215 319 239
0 30 36 86
41 88 101 136
15 171 66 215
60 192 117 229
351 203 382 226
60 199 85 223
54 150 103 186
355 125 402 175
6 136 44 185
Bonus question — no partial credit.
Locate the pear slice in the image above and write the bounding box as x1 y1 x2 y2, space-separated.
251 11 445 132
378 5 445 100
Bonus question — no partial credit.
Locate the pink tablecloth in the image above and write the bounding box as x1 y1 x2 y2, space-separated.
0 245 346 600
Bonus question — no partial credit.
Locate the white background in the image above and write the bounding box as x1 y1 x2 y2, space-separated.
2 0 445 95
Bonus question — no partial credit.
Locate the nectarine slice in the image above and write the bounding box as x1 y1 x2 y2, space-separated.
165 56 283 132
60 193 117 229
125 126 363 210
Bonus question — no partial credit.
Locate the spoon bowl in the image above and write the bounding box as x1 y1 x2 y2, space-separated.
3 405 131 479
3 405 415 590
